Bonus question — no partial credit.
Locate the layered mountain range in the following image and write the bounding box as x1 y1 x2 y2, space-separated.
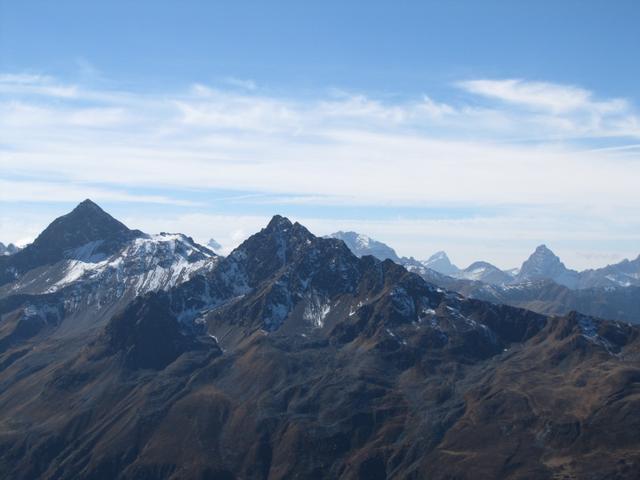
426 244 639 290
1 202 639 479
332 232 640 324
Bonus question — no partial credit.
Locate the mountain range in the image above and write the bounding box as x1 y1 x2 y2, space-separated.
1 201 639 479
331 231 640 324
419 243 639 290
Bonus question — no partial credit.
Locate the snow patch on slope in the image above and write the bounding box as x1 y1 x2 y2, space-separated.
45 233 216 295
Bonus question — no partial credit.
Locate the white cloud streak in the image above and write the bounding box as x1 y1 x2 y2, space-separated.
1 73 639 268
458 78 628 114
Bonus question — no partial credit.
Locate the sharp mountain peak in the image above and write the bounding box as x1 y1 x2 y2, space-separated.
31 199 132 249
265 214 295 231
533 243 556 255
0 200 144 287
74 198 103 211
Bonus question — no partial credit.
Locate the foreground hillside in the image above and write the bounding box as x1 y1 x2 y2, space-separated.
0 203 639 479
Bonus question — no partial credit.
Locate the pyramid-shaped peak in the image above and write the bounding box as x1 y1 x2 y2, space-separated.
423 250 459 275
31 200 131 252
237 215 314 254
517 243 573 285
61 200 128 229
524 244 563 264
75 198 102 210
525 245 563 265
265 214 294 232
534 244 555 255
428 251 449 261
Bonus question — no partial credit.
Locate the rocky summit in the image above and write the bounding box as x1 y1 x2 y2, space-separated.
0 202 639 479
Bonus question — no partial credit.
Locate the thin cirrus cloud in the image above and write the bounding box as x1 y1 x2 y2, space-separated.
457 79 638 138
1 72 640 268
0 179 201 207
458 78 629 114
0 73 79 98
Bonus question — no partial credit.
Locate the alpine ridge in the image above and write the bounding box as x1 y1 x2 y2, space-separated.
0 204 639 479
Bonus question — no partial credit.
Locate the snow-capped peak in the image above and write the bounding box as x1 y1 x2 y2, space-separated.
328 231 400 262
355 233 372 249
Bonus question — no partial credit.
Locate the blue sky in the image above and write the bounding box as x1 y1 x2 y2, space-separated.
1 0 640 269
3 1 640 98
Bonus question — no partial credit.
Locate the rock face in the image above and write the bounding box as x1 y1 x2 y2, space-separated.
1 208 640 479
103 292 220 370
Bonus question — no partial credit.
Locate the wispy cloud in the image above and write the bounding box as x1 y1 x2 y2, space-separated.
457 78 639 138
0 179 201 206
1 72 639 267
0 73 79 98
459 79 612 113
